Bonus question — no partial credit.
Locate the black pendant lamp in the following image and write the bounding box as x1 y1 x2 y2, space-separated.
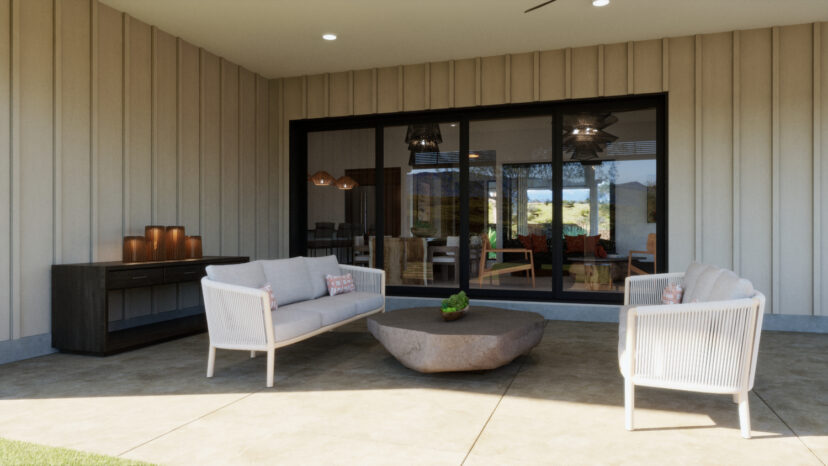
405 123 442 166
562 113 618 166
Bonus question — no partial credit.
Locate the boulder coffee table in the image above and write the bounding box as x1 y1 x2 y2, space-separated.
367 307 545 373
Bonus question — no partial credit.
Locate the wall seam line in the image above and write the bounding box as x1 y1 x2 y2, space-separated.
732 30 741 274
122 13 129 238
662 38 669 92
10 0 20 339
598 45 604 97
772 26 780 315
694 34 703 263
53 0 61 265
627 41 634 94
90 0 98 262
813 23 822 316
150 26 157 225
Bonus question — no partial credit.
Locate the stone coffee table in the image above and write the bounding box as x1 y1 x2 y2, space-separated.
367 307 545 373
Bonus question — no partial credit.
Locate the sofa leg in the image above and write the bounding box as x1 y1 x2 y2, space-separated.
207 345 216 378
625 379 635 431
732 393 739 403
737 392 751 439
250 351 256 358
266 349 275 388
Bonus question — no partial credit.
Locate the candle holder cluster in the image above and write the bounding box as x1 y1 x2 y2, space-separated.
122 226 203 263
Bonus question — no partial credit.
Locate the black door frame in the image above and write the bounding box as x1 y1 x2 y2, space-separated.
290 93 668 304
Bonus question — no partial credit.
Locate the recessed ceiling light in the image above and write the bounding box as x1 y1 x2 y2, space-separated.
592 0 609 6
469 153 480 159
322 33 337 41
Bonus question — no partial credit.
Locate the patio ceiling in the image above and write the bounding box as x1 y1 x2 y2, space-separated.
99 0 828 78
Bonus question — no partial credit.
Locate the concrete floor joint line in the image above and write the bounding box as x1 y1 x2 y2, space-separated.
753 389 827 466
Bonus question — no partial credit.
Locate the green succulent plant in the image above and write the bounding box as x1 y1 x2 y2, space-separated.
441 291 469 312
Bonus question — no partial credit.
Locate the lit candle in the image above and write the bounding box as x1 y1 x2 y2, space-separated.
185 236 203 259
144 225 166 261
165 226 186 260
122 236 147 263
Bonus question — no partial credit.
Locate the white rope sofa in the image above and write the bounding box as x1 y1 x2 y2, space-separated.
619 262 765 438
201 255 385 387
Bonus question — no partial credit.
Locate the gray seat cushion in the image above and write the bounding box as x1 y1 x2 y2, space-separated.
681 262 708 303
305 255 342 299
279 296 359 326
324 291 384 314
708 269 755 302
205 262 266 289
271 308 323 343
261 257 314 306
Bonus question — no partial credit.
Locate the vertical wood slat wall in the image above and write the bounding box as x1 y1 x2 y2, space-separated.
0 0 272 343
270 22 828 317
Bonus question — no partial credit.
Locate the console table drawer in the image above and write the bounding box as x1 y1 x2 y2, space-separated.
165 265 205 283
107 268 164 289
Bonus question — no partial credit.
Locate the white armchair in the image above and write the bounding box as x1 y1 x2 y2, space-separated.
620 270 765 438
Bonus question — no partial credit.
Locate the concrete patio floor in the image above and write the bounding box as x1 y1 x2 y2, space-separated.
0 319 826 465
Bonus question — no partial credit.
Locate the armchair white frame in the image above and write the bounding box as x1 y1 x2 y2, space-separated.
622 273 765 438
201 264 385 387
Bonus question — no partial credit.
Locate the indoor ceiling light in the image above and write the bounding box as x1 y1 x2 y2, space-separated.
322 33 337 41
592 0 609 6
308 171 335 186
469 153 480 159
334 175 358 190
405 123 443 166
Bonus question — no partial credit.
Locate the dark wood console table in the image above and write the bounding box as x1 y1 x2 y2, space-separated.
52 256 247 355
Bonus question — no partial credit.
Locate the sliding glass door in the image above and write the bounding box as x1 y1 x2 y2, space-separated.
291 95 665 304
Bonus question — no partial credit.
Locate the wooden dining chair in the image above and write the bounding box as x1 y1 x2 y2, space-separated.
478 234 535 288
627 233 657 277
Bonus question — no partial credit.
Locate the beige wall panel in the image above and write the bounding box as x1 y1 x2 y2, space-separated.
539 50 566 101
178 40 200 234
220 60 240 255
603 42 628 96
283 77 305 120
153 29 177 226
268 79 283 257
60 0 91 264
255 76 269 259
403 64 426 111
822 22 828 315
306 73 326 118
200 52 221 255
481 55 506 105
430 61 450 109
738 28 773 309
666 36 696 273
779 24 814 315
633 39 663 94
0 0 10 340
377 66 400 113
239 68 257 259
454 59 476 108
353 69 375 115
329 71 350 117
699 32 733 270
19 0 54 336
96 4 123 262
127 19 152 232
510 53 534 103
571 46 599 99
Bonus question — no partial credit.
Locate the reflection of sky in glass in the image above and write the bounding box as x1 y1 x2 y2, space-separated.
528 189 553 202
613 160 656 185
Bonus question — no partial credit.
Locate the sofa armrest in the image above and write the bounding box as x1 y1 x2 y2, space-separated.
623 295 764 392
624 272 685 305
339 264 385 296
200 277 274 350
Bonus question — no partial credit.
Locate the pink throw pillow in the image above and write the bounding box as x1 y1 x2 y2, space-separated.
661 283 684 305
326 273 355 296
261 284 277 310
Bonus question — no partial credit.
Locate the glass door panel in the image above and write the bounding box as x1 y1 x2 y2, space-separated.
469 116 554 291
560 108 657 294
306 128 376 265
383 122 460 287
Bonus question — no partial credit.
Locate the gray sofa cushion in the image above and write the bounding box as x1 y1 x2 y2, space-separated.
683 265 723 303
261 257 314 306
205 262 266 289
681 262 708 303
323 291 384 314
708 269 754 302
305 255 342 298
271 308 323 343
279 295 359 326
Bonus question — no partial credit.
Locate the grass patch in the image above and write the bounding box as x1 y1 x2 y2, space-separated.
0 437 153 466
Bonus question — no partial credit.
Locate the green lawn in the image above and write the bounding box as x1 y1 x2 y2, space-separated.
0 438 152 466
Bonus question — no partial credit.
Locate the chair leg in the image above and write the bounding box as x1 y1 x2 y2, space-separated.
206 345 216 378
625 378 635 431
732 394 739 403
250 350 257 358
266 348 276 388
737 392 751 439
